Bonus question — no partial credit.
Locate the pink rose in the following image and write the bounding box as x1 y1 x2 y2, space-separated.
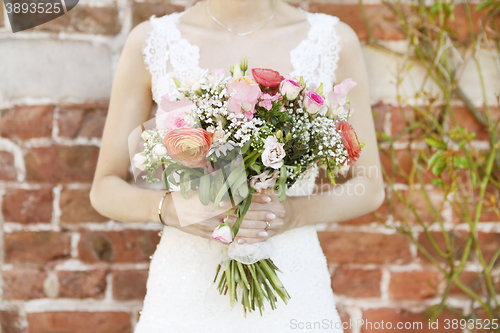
262 136 286 169
328 78 357 106
249 169 280 193
279 79 302 101
227 81 262 120
156 94 194 130
336 121 362 166
251 68 285 89
212 225 233 244
163 127 214 168
303 91 325 115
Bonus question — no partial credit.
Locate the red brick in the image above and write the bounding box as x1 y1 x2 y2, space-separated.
60 188 108 223
380 149 435 184
361 308 462 333
24 145 99 182
417 231 467 264
3 268 47 300
389 270 441 300
0 310 23 333
5 231 71 263
58 103 108 138
112 270 148 300
390 104 420 137
58 270 107 299
0 0 3 28
2 188 53 223
318 231 412 264
27 312 131 333
309 4 405 41
371 102 389 136
78 230 160 263
449 271 485 296
450 105 498 141
477 232 500 266
0 151 16 180
331 267 381 298
452 4 500 41
452 185 500 223
0 105 53 140
131 2 185 28
35 6 121 35
392 188 446 225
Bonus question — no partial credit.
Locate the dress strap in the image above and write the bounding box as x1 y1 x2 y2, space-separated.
142 12 201 106
290 12 342 93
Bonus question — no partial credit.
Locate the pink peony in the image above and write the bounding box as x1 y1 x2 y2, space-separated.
163 127 214 168
212 224 233 244
227 81 262 120
262 136 286 169
251 68 285 89
336 121 362 166
303 91 325 115
328 78 357 106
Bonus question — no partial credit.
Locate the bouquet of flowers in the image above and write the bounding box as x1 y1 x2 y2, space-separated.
131 56 362 315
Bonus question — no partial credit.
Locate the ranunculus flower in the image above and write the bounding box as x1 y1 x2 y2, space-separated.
156 94 195 130
227 81 262 120
212 225 233 244
279 79 302 101
133 153 148 171
329 78 357 106
251 68 285 89
336 121 362 165
262 136 286 169
233 76 258 85
303 91 325 115
249 169 280 192
163 127 214 168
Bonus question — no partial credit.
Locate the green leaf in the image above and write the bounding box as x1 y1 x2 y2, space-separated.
427 150 443 170
432 157 447 176
212 166 246 211
240 139 252 154
425 138 447 150
180 172 191 199
250 163 262 174
161 169 170 190
476 0 492 11
198 173 211 206
431 179 445 187
277 165 287 203
173 77 181 89
453 156 469 169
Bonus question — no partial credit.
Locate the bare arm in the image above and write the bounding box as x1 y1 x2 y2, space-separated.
282 22 385 229
89 21 169 223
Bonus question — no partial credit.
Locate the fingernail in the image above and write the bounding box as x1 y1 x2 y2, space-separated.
266 213 276 220
258 231 268 237
237 238 245 244
262 196 271 203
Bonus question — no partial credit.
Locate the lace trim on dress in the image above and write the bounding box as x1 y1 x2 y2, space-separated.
142 12 204 106
142 11 342 106
290 13 341 94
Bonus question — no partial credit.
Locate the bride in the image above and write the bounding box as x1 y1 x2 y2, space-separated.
89 0 385 331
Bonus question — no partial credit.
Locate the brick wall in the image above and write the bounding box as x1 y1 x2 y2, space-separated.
0 0 498 332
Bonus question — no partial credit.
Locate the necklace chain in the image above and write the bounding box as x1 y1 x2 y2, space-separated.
207 0 277 36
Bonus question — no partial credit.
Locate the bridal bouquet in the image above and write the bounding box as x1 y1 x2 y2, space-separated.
131 56 362 315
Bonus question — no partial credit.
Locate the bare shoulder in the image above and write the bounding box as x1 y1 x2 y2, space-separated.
124 20 154 53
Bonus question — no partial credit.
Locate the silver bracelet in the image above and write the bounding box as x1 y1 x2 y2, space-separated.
158 190 171 226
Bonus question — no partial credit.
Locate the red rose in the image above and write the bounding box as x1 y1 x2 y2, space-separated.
251 68 285 89
336 121 361 165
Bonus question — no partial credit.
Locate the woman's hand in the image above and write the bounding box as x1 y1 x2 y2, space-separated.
226 189 294 245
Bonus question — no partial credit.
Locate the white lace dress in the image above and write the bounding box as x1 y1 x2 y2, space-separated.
135 8 345 333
